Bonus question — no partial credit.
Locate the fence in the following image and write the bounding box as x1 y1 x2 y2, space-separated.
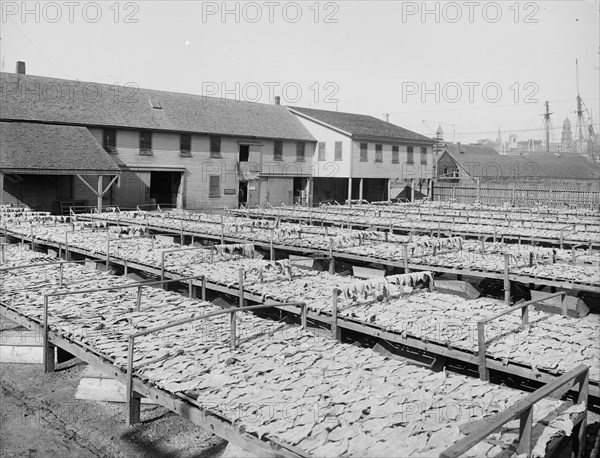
434 183 600 209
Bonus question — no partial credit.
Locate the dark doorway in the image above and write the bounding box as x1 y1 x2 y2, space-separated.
3 174 73 213
238 182 248 207
363 178 388 202
150 171 182 207
312 178 349 204
293 177 308 204
239 144 249 162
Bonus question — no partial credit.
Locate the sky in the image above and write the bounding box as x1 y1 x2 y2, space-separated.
1 0 599 143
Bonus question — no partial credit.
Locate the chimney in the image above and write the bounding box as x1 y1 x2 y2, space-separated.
274 96 281 105
16 61 26 74
457 142 462 154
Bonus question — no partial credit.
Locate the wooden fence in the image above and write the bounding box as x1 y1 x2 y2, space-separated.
434 183 600 209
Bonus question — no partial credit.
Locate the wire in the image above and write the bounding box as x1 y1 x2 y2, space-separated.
6 17 71 78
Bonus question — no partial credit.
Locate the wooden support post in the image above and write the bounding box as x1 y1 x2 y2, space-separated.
64 232 70 261
270 229 274 261
136 286 143 311
160 251 166 286
504 253 510 306
106 231 110 270
59 263 64 286
230 310 237 348
300 304 307 330
220 215 225 246
477 322 488 381
238 268 244 306
516 407 533 456
43 295 55 373
403 244 411 273
521 303 529 327
331 289 341 341
328 239 335 274
201 277 207 301
126 337 141 425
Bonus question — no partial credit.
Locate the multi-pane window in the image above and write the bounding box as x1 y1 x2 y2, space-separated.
420 147 428 165
274 141 283 161
392 145 399 163
103 129 116 153
180 134 191 157
334 141 342 161
210 136 221 158
407 146 414 164
139 131 152 155
318 142 326 161
209 176 220 197
375 144 383 162
296 142 305 161
360 143 368 162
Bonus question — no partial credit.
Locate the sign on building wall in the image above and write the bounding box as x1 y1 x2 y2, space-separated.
224 189 237 195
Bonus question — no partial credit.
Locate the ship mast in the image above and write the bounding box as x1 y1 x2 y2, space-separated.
575 59 586 154
542 101 553 153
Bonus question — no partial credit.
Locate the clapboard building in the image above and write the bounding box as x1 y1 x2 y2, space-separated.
0 67 316 211
437 142 600 190
288 107 435 203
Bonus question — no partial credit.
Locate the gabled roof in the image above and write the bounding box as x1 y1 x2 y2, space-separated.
289 106 433 143
444 148 599 180
0 121 120 175
444 143 499 157
0 73 316 142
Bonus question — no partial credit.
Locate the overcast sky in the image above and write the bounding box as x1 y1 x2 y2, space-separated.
2 0 599 143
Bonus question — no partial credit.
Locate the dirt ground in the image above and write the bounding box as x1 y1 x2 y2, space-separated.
0 359 229 458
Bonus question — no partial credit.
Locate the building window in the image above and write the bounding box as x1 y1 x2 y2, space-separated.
296 142 305 161
420 147 427 165
210 136 221 158
103 129 116 153
375 144 383 162
334 141 342 161
318 142 326 161
180 134 191 157
209 176 220 197
407 146 414 164
274 141 283 161
392 145 399 163
360 143 368 162
139 131 152 155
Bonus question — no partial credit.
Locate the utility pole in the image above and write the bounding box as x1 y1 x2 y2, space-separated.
542 101 553 153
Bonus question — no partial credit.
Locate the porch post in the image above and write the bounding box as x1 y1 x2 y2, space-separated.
387 178 391 201
411 178 415 202
0 172 4 208
359 178 363 201
97 175 103 213
347 178 352 205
